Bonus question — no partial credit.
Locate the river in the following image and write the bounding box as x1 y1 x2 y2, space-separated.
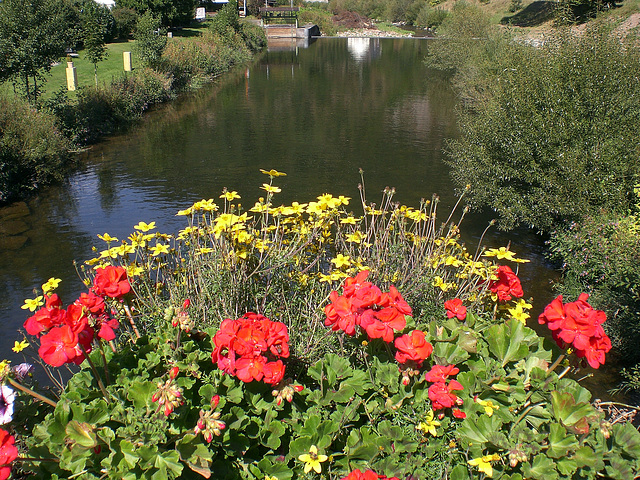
0 37 620 397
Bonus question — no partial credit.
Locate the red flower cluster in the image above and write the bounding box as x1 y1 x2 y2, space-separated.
24 268 128 367
489 265 524 302
425 364 465 417
212 312 289 386
0 428 18 480
394 330 433 366
341 469 400 480
444 298 467 320
538 293 611 369
324 271 411 343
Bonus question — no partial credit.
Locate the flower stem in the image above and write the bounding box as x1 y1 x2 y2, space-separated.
546 354 565 375
78 344 111 401
122 301 141 339
6 377 56 408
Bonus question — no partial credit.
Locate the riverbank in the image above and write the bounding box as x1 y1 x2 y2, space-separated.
0 20 266 205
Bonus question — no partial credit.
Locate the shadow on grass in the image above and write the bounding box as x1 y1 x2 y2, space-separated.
500 1 556 26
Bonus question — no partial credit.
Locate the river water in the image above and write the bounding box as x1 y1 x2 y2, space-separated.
0 37 619 397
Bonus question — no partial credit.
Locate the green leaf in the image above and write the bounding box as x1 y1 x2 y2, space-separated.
265 421 286 450
119 440 139 470
556 457 577 476
547 423 578 458
127 380 157 410
573 446 604 470
613 422 640 458
450 464 470 480
65 420 98 449
550 391 594 432
522 454 559 480
486 320 530 366
176 433 213 478
154 451 183 477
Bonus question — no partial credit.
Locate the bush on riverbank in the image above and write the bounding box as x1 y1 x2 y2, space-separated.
430 7 640 383
5 175 640 479
0 96 72 203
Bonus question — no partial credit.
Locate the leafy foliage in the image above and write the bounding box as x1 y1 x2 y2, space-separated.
440 22 640 231
117 0 197 27
134 12 168 69
9 177 640 479
0 0 76 102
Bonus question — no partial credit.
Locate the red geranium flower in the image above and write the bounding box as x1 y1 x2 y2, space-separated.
341 469 400 480
539 293 611 369
0 428 18 480
38 325 81 367
394 330 433 365
425 364 460 383
489 265 523 302
76 292 106 315
444 298 467 320
428 380 464 410
92 265 131 299
24 294 66 336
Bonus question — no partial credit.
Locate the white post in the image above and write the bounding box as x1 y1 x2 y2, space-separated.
66 61 77 91
123 51 133 72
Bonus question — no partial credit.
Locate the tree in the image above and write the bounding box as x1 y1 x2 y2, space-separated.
133 11 167 68
117 0 197 27
0 0 75 102
79 2 113 86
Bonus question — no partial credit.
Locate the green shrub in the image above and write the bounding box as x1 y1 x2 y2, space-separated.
548 210 640 365
298 7 338 35
209 0 240 37
441 24 640 231
112 6 139 40
134 11 168 68
415 4 449 29
0 95 71 202
239 21 267 52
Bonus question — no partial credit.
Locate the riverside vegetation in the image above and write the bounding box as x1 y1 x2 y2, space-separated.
2 171 640 479
426 4 640 390
0 0 266 203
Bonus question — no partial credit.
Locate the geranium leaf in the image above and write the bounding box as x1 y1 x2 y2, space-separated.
65 420 97 449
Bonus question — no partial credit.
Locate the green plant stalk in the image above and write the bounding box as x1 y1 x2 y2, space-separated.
6 377 56 408
123 301 141 339
78 344 111 401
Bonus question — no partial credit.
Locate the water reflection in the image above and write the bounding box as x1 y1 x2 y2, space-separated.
347 37 382 61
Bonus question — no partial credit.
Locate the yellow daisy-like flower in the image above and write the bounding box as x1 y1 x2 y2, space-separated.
126 265 145 277
12 339 29 353
298 445 328 474
331 254 352 269
340 216 358 225
21 296 44 312
176 207 194 216
345 231 365 244
261 184 282 194
220 190 241 201
260 169 287 177
468 454 500 477
150 244 170 256
41 277 61 295
416 410 441 437
133 221 156 232
507 304 530 324
476 398 500 417
483 246 530 263
0 360 10 378
97 233 118 242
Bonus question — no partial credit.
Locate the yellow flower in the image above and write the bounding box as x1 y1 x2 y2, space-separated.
220 190 241 201
21 296 44 312
126 265 145 277
97 233 118 242
483 246 530 263
261 184 282 194
468 454 500 477
260 169 287 177
331 254 352 269
176 207 194 216
416 410 441 437
150 244 170 256
298 445 328 474
41 277 61 295
99 247 120 259
0 360 10 378
507 304 530 324
134 221 156 232
12 339 29 353
476 398 500 417
192 199 219 212
340 216 358 225
345 231 365 244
